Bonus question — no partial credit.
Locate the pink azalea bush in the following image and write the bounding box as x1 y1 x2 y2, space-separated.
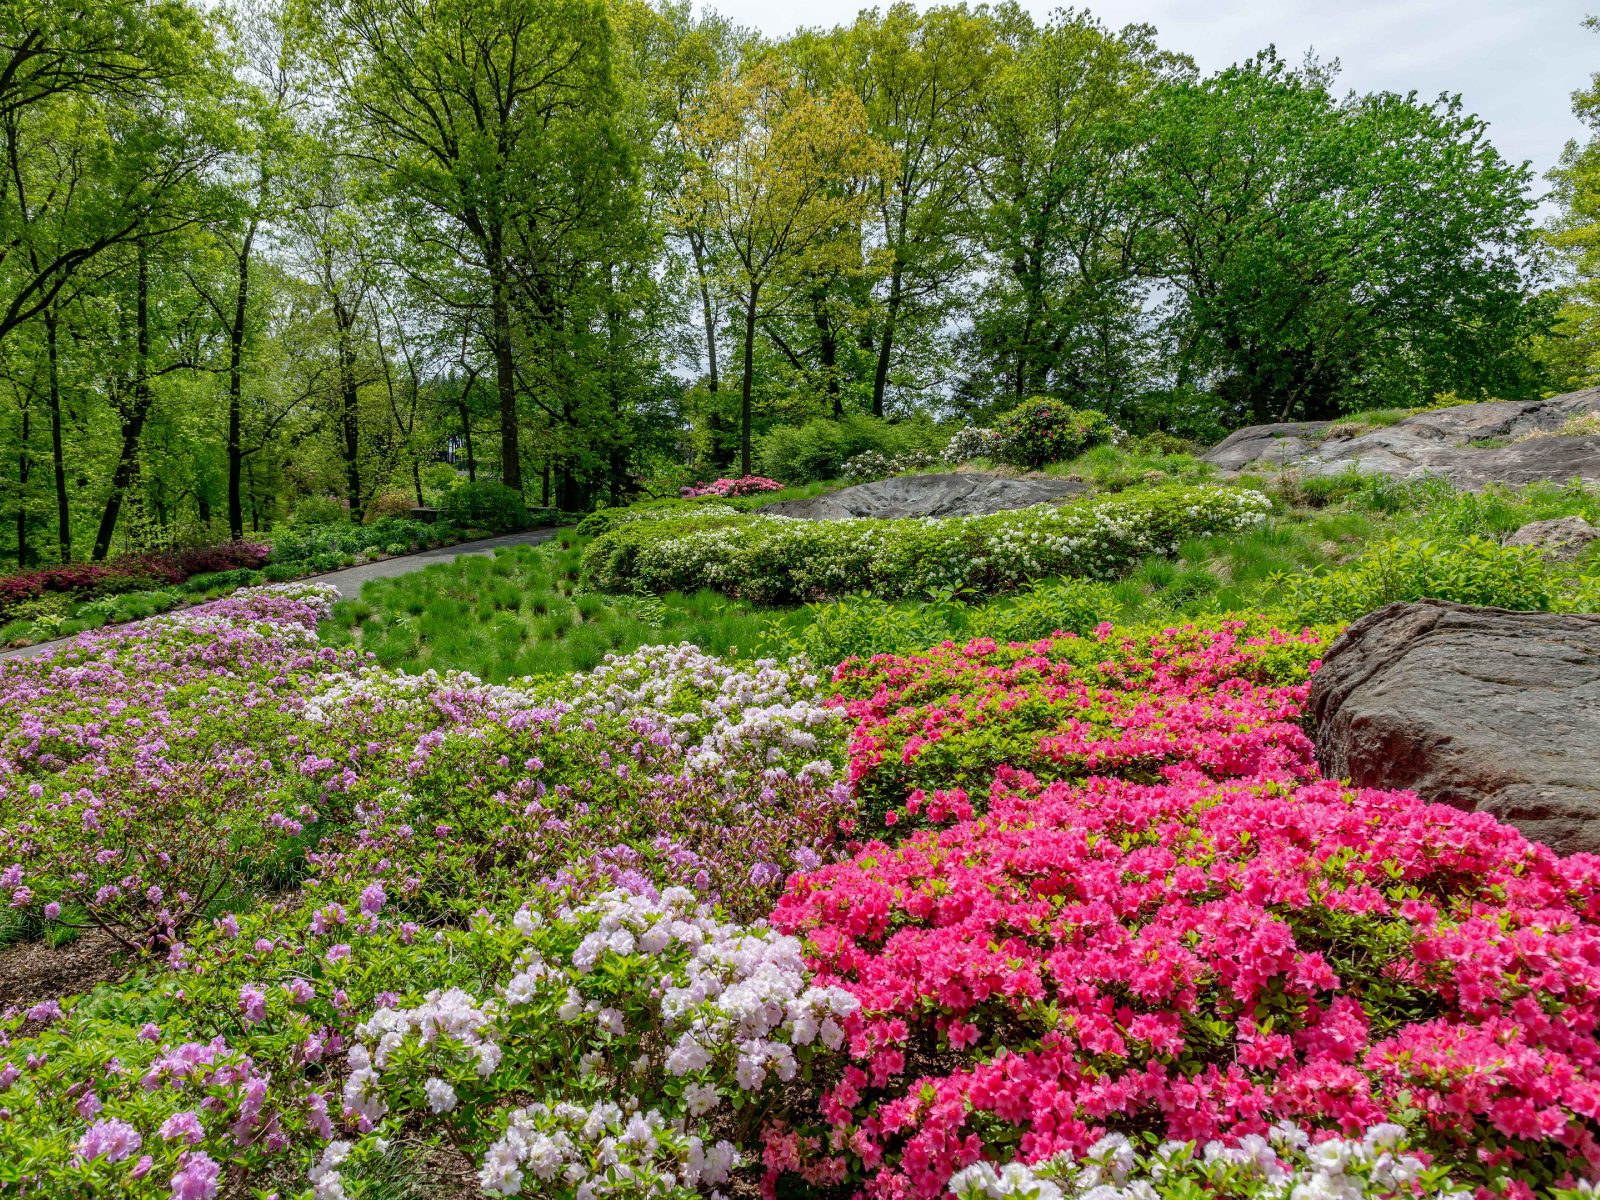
761 628 1600 1200
680 475 784 498
829 621 1329 830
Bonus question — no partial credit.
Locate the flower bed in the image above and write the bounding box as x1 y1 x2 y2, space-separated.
5 591 1600 1200
583 484 1273 602
0 541 269 621
762 626 1600 1200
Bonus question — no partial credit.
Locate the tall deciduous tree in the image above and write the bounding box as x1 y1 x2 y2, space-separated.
302 0 620 495
1129 55 1548 422
680 59 893 474
832 2 996 415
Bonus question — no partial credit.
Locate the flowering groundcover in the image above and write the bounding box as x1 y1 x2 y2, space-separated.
1 591 1600 1199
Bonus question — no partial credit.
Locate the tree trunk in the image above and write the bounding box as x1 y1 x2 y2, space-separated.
16 391 29 567
871 265 904 419
332 296 362 522
457 395 476 481
226 217 257 540
93 242 151 561
740 283 758 477
813 287 841 419
489 250 521 493
45 306 68 561
690 232 718 393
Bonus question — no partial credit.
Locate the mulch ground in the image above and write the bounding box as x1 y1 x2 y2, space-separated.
0 928 127 1012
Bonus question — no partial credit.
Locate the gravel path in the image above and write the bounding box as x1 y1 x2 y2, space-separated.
0 527 559 663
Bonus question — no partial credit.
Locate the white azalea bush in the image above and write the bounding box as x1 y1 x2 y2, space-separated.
582 485 1272 602
947 1125 1470 1200
325 887 857 1199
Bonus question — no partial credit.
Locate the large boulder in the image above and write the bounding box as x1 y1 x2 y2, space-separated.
1308 600 1600 854
760 472 1086 520
1203 389 1600 488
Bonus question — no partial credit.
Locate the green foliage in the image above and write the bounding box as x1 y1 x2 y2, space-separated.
437 481 529 533
290 496 351 527
753 413 945 484
991 397 1119 468
1276 536 1556 623
269 517 443 566
583 484 1273 602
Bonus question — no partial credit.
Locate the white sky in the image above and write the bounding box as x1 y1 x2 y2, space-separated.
713 0 1597 208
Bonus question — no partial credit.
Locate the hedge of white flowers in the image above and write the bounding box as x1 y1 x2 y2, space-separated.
582 485 1272 602
947 1125 1471 1200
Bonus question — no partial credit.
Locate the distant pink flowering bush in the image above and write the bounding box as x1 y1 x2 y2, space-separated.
680 475 783 498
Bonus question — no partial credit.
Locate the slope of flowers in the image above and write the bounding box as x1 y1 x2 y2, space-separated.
582 484 1273 602
6 588 1600 1200
0 590 854 1197
767 630 1600 1200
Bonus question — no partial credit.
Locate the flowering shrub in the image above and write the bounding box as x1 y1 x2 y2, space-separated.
773 768 1600 1198
992 398 1120 469
0 542 269 621
324 888 856 1198
0 584 347 946
0 597 855 1196
681 475 784 498
841 450 939 483
583 485 1272 602
947 1125 1469 1200
942 426 999 465
828 621 1327 829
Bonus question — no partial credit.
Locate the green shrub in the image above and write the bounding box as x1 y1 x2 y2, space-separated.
766 593 960 664
439 480 529 533
181 567 265 594
1121 430 1199 458
985 578 1120 641
991 397 1119 468
363 490 415 524
584 485 1272 603
1276 535 1555 623
289 495 348 526
754 413 944 484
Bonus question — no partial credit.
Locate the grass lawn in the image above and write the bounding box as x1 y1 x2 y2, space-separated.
319 533 805 680
317 465 1600 682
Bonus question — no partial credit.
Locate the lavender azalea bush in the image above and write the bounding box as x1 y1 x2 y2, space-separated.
0 586 853 1197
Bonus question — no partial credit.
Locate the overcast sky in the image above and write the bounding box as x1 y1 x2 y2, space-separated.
712 0 1597 209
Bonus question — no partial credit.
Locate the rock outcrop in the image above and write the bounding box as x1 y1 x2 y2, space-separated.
1203 389 1600 488
760 472 1086 520
1505 516 1600 561
1308 600 1600 855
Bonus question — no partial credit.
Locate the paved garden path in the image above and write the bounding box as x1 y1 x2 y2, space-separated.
0 527 559 664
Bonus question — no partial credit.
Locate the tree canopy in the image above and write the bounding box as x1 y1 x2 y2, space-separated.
0 0 1561 566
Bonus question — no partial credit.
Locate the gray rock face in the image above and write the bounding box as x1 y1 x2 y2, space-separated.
1203 389 1600 488
1308 600 1600 855
1505 516 1600 561
759 472 1087 520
